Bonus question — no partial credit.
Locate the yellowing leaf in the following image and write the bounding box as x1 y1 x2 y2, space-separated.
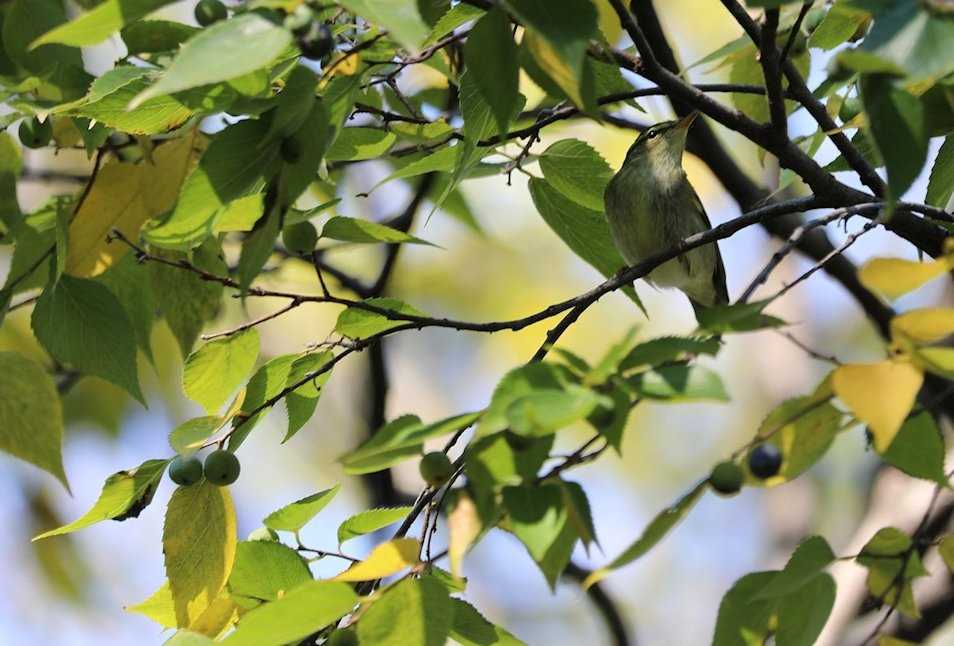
332 538 420 582
66 131 205 277
448 493 482 578
891 308 954 344
127 581 177 629
523 31 582 107
858 257 949 301
833 361 924 452
164 481 237 627
127 582 240 637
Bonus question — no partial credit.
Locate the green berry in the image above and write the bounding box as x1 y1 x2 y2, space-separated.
195 0 227 27
247 526 280 541
282 221 318 254
709 461 744 496
298 22 334 61
284 5 314 36
839 95 863 123
18 117 53 149
747 444 783 480
419 451 453 487
204 449 241 486
280 136 303 164
169 455 203 486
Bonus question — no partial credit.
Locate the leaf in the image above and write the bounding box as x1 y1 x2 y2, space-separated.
34 459 167 539
528 178 642 310
939 536 954 574
371 145 459 193
502 484 576 588
127 582 177 629
320 216 435 246
342 412 480 475
561 480 598 551
66 132 205 277
70 74 196 135
237 204 280 292
337 506 414 545
325 127 397 161
264 65 317 143
283 350 333 442
96 255 157 362
121 20 199 55
332 538 421 582
335 297 428 340
810 2 869 50
861 1 954 82
357 576 453 646
145 120 279 250
618 336 721 372
447 492 483 578
183 330 260 415
227 354 297 450
506 386 607 436
538 139 614 212
130 583 239 637
164 481 237 627
478 363 574 436
927 135 954 208
0 352 67 487
584 481 707 588
32 275 143 402
219 581 358 646
131 14 293 107
753 536 836 600
891 307 954 344
627 365 729 402
697 299 786 333
169 416 223 456
426 3 484 44
833 360 924 452
503 0 597 108
712 572 777 646
165 631 215 646
338 0 430 52
449 598 525 646
464 8 519 135
881 412 949 485
751 396 843 485
228 541 312 601
263 485 341 533
859 257 949 301
31 0 176 48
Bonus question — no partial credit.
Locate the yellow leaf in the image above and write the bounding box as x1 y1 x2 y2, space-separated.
447 493 481 578
858 257 948 301
332 538 420 582
891 307 954 344
832 360 924 452
65 131 206 278
163 481 237 628
126 581 176 629
127 582 239 637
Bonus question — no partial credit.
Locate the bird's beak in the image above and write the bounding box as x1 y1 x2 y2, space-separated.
676 111 699 130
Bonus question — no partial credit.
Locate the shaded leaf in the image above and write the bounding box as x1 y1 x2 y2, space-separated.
357 576 452 646
337 506 413 545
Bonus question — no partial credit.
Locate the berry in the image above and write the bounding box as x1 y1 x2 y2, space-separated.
280 136 303 164
169 455 203 486
282 221 318 254
748 444 783 480
195 0 227 27
247 526 280 541
204 449 241 486
18 117 53 149
298 23 334 61
284 5 314 36
709 461 744 496
839 95 863 123
419 451 453 487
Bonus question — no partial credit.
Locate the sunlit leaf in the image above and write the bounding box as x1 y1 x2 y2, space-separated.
332 538 421 582
183 330 260 415
833 360 924 451
263 485 341 533
337 506 413 545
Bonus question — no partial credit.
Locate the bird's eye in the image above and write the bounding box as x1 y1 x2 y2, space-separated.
646 130 658 139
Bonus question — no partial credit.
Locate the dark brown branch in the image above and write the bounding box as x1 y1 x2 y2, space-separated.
563 562 634 646
759 9 787 136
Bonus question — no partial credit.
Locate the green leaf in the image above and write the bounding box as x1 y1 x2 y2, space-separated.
32 275 143 402
538 139 615 212
337 506 414 545
776 573 837 646
237 201 280 292
0 351 67 488
880 412 949 485
502 484 576 588
320 216 435 246
372 145 459 193
697 299 786 333
219 581 358 646
3 0 85 81
753 536 836 600
282 99 333 204
939 535 954 574
561 480 598 551
926 135 954 209
478 363 574 436
528 177 643 310
325 127 397 161
810 3 869 50
228 541 311 601
229 354 298 450
96 255 156 363
31 0 175 48
425 4 484 45
131 14 293 107
861 1 954 82
263 485 341 533
627 365 729 402
121 20 199 55
712 572 778 646
212 194 266 234
342 412 480 475
857 528 927 619
335 297 427 340
164 481 237 627
619 336 721 373
585 481 707 587
506 386 607 436
183 330 260 415
169 416 223 456
357 576 453 646
283 351 334 442
338 0 430 52
750 396 842 485
449 598 525 646
34 459 167 539
265 65 317 143
146 120 279 250
464 8 519 135
587 383 632 452
860 74 927 200
68 73 196 135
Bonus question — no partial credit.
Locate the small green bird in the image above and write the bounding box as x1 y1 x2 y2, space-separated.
604 112 729 317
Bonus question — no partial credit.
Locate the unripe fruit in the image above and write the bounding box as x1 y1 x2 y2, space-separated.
298 23 334 61
195 0 227 27
247 526 280 541
709 461 744 496
280 136 303 164
419 451 453 487
282 221 318 254
18 117 53 149
284 5 314 36
204 449 241 486
169 455 203 486
839 95 863 123
747 444 783 480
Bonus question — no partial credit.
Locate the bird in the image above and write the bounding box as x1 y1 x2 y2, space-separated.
603 112 729 319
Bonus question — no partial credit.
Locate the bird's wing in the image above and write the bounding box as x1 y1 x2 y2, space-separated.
688 185 730 305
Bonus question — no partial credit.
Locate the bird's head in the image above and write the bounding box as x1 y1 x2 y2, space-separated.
622 111 698 170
